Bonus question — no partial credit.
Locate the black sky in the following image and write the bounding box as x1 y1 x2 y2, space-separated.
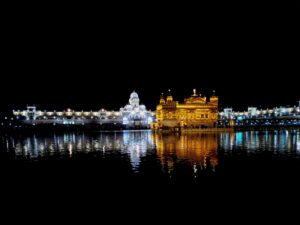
1 3 298 114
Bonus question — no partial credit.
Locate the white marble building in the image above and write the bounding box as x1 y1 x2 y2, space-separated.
13 91 155 128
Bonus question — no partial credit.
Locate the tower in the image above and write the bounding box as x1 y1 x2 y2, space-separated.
166 89 173 103
159 93 165 105
210 90 218 106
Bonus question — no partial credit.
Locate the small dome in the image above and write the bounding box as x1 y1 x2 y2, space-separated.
125 104 133 110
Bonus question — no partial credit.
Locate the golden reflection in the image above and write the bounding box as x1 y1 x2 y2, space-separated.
152 133 218 173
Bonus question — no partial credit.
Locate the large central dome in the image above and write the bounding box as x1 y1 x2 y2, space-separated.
129 91 140 107
130 91 139 99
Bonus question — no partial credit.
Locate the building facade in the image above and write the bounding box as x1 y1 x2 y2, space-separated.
13 91 155 129
218 101 300 127
153 89 218 129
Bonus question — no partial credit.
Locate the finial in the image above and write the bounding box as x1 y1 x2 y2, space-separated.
168 89 171 95
213 90 216 95
193 88 196 94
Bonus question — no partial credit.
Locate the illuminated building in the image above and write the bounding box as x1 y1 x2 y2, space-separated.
13 91 155 128
219 101 300 127
153 89 218 129
120 91 154 127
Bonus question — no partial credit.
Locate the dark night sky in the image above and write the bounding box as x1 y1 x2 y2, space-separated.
1 3 299 114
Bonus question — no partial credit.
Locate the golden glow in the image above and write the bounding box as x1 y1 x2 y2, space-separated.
154 89 218 129
66 111 73 116
75 112 82 116
152 133 218 171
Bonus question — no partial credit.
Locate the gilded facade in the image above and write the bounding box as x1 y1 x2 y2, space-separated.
154 89 218 129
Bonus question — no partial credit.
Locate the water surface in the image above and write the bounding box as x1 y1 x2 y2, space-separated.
1 130 299 185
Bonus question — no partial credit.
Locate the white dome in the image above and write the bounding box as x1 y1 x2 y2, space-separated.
129 91 140 107
130 91 139 99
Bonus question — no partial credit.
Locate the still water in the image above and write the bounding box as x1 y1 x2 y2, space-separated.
1 130 300 184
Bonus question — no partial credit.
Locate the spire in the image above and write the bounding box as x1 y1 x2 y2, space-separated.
166 89 173 102
210 89 218 106
159 93 165 104
192 88 197 96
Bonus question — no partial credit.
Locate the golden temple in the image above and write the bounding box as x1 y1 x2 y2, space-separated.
153 89 218 129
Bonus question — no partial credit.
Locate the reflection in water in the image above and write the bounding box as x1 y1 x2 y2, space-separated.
1 130 300 179
152 133 218 177
7 131 155 170
122 131 154 170
219 130 300 155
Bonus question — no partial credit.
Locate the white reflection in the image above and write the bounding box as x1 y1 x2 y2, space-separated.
219 130 300 155
122 131 154 170
68 143 73 156
5 131 155 171
297 132 300 153
3 130 299 172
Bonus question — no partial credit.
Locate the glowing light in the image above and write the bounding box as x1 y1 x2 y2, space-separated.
68 143 73 156
147 117 153 124
11 91 155 128
193 89 197 96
